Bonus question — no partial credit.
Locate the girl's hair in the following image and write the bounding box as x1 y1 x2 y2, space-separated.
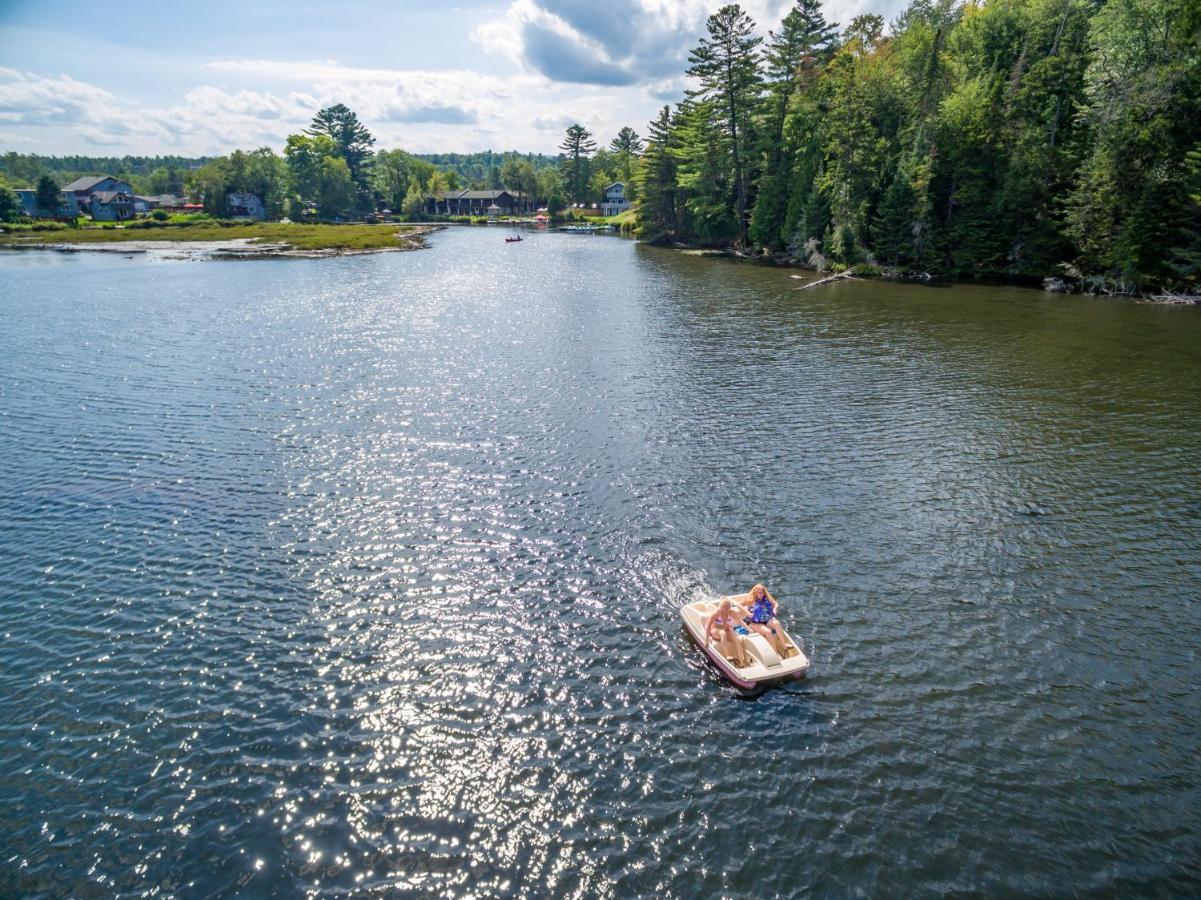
751 584 767 599
717 598 731 610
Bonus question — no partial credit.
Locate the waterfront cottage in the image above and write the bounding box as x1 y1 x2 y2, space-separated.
89 190 135 221
61 175 135 212
226 191 267 220
14 188 79 219
425 190 542 217
600 182 630 217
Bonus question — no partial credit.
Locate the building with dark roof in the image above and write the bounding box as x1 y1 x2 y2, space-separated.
14 188 79 219
601 182 630 217
61 175 135 213
425 190 542 217
89 190 135 221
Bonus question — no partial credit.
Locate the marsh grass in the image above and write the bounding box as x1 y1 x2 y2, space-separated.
0 222 428 252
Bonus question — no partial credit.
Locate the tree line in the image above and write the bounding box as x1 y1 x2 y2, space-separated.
0 114 646 223
634 0 1200 292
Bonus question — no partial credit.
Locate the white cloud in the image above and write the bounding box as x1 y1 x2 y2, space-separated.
0 67 117 125
0 62 671 156
471 0 912 87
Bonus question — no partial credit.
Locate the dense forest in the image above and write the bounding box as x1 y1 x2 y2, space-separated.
635 0 1200 292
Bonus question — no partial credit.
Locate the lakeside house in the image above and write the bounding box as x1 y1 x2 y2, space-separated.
89 191 135 221
14 188 79 219
600 182 630 217
425 189 542 217
226 191 266 220
61 175 135 213
133 194 185 214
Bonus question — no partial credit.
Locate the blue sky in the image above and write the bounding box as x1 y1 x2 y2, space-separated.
0 0 905 157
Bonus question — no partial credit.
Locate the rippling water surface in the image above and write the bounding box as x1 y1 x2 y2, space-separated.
2 229 1200 896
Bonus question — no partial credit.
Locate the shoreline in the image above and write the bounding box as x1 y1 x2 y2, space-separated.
664 243 1201 305
0 223 443 259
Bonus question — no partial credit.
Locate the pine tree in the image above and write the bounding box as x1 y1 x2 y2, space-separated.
751 0 838 249
306 104 376 206
686 4 764 248
637 107 680 240
35 175 60 218
609 126 644 189
559 124 597 204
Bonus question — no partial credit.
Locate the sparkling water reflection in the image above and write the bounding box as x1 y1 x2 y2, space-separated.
1 230 1199 895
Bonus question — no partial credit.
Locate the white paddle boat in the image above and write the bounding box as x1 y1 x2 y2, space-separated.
681 597 809 690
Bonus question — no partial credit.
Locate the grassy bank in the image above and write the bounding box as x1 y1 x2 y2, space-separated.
564 207 638 232
0 222 433 253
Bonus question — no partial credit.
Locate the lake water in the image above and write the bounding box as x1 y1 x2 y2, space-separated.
1 227 1199 896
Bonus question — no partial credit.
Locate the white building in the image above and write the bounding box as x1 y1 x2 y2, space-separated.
600 182 630 217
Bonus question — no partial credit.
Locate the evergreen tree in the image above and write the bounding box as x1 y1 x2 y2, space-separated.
686 4 764 248
636 107 680 240
609 126 644 188
1064 0 1201 288
751 0 839 248
35 175 60 218
559 124 597 204
305 104 376 207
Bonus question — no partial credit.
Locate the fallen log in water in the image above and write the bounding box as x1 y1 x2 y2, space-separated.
1147 293 1201 305
791 268 856 290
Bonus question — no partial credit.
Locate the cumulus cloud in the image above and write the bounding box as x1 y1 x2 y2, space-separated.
0 62 658 155
0 67 117 125
472 0 916 87
471 0 795 86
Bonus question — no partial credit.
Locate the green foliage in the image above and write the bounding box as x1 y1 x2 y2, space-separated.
635 0 1199 290
751 0 837 249
686 4 764 247
500 157 539 198
35 175 61 218
0 222 429 252
305 103 376 207
0 175 18 223
191 147 287 218
402 178 426 219
559 124 597 204
637 106 681 240
285 134 339 216
317 156 355 218
151 209 169 221
413 151 558 187
609 126 644 190
372 149 415 212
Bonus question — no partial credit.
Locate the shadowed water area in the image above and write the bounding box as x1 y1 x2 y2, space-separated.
1 228 1199 896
